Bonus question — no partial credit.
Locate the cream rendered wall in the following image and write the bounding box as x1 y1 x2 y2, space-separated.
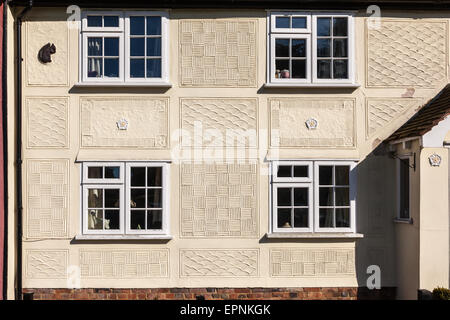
6 6 450 295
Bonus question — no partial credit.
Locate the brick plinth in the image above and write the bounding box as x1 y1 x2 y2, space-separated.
22 287 396 300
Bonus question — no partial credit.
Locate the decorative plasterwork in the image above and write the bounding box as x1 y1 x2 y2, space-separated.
180 249 259 277
26 159 69 238
79 249 169 278
179 19 257 87
366 98 421 138
367 20 448 88
270 98 356 148
180 98 258 148
80 97 169 148
25 250 68 279
270 248 356 277
428 153 442 167
180 162 258 238
26 97 69 148
26 20 69 86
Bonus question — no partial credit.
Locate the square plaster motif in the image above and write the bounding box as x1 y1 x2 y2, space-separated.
80 97 169 148
181 98 258 148
179 19 257 87
26 20 69 86
367 20 448 88
270 98 356 148
27 97 69 148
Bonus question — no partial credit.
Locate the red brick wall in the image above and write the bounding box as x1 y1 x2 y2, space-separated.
22 287 396 300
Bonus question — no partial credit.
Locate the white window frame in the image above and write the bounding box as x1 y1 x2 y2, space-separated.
267 11 355 85
271 160 313 183
81 161 170 236
80 10 169 84
125 162 170 235
396 156 411 220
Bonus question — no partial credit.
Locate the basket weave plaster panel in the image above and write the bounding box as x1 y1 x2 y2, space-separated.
80 97 169 148
367 20 448 88
26 20 69 86
180 249 259 277
270 98 356 148
270 248 355 277
180 162 258 238
26 159 69 238
79 249 169 278
179 19 257 87
25 250 68 279
27 97 69 148
181 98 258 148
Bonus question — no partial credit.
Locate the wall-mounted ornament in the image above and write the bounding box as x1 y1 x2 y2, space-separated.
305 118 318 130
38 43 56 63
428 153 442 167
116 119 128 130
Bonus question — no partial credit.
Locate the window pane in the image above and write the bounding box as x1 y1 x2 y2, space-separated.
88 209 103 229
277 188 291 206
130 37 145 56
131 167 146 186
147 210 162 229
335 166 349 185
277 208 292 228
335 187 349 206
147 189 162 208
104 58 119 77
130 59 145 78
88 58 102 78
147 16 161 35
333 17 348 36
292 39 306 57
293 166 308 178
130 210 145 229
275 39 289 57
333 60 348 79
275 16 290 28
88 189 103 208
275 60 289 78
319 187 334 206
292 17 307 28
317 18 331 36
105 42 118 59
147 167 162 186
319 208 334 227
292 60 306 79
105 166 120 179
147 37 161 56
277 165 291 177
333 39 348 58
146 59 162 78
317 39 331 57
105 210 120 229
88 166 102 179
130 16 145 35
131 189 146 208
317 60 331 79
319 166 333 185
336 208 350 227
400 159 410 219
88 37 102 56
294 208 308 228
294 188 308 206
104 16 119 27
104 189 120 208
87 16 102 27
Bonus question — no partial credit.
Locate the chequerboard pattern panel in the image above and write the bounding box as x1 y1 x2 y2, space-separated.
26 159 69 238
179 19 257 87
180 162 258 238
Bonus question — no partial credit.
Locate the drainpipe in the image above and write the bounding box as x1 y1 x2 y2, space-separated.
15 0 32 301
2 0 8 301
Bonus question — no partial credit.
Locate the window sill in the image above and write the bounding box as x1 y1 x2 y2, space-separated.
74 81 172 88
393 218 414 224
74 234 173 241
265 232 364 239
264 82 360 89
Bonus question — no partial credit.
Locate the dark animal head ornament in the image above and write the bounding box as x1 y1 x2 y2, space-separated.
38 43 56 63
